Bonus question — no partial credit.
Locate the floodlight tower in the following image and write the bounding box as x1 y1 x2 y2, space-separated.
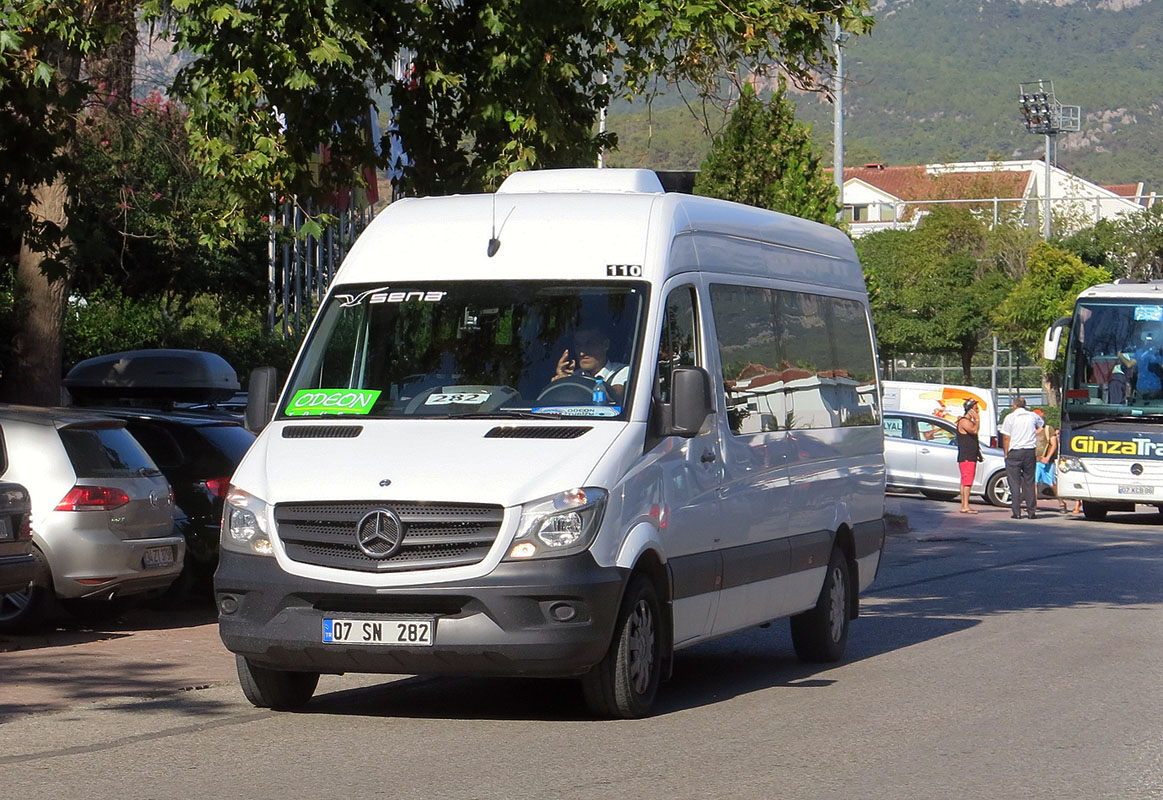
1018 80 1080 239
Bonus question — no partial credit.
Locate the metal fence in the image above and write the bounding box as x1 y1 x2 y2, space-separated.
268 196 374 339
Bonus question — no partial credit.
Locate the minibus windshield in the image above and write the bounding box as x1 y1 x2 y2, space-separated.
1064 299 1163 418
281 280 648 420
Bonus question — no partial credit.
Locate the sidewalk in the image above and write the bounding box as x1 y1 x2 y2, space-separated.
0 604 236 721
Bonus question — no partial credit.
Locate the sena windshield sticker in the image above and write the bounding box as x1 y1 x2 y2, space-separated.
287 389 382 416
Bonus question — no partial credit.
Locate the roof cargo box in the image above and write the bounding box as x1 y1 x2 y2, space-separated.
64 349 241 404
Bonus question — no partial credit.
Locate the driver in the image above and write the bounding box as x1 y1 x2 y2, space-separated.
552 328 629 401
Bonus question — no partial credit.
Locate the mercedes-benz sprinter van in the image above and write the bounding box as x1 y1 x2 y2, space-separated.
217 168 886 718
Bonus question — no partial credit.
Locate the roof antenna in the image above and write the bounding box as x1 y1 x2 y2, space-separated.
487 192 501 257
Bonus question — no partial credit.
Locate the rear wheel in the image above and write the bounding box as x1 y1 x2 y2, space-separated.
0 548 54 634
1082 501 1108 521
985 472 1011 507
236 655 319 710
790 547 851 663
581 574 663 719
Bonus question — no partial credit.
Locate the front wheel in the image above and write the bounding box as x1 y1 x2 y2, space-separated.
1082 501 1108 521
581 574 663 719
790 547 851 663
984 472 1011 507
236 655 319 710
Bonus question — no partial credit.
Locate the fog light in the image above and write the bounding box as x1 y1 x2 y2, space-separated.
549 602 576 622
219 595 239 614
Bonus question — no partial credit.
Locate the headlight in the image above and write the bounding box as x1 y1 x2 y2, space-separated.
1058 456 1085 474
505 488 608 561
221 487 274 557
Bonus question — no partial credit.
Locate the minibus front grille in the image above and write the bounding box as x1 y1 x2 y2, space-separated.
282 425 364 439
275 501 504 572
484 426 591 439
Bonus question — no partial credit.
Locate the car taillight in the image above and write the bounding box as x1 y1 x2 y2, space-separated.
17 516 31 540
203 478 230 499
55 486 130 511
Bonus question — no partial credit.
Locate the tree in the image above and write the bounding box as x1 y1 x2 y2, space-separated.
1060 204 1163 281
856 207 1010 383
154 0 874 227
992 242 1112 403
692 82 837 224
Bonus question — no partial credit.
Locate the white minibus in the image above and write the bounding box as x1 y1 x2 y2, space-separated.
218 168 886 718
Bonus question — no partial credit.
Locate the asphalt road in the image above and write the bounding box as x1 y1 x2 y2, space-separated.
3 493 1162 800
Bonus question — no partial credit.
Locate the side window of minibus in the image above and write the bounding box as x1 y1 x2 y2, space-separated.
656 286 698 404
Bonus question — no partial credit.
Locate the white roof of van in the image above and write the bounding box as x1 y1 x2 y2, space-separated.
1079 281 1163 300
334 169 862 290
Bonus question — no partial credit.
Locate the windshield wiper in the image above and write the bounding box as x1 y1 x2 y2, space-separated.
455 409 570 420
1070 414 1163 430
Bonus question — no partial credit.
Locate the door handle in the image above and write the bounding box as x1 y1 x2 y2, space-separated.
700 450 717 463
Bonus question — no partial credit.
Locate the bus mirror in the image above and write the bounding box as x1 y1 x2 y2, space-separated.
1042 316 1071 361
245 366 279 433
669 366 715 438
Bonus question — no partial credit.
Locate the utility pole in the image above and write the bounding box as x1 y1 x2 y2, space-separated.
833 21 848 223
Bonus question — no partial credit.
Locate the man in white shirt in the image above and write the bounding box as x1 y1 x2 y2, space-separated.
551 328 630 401
1000 397 1044 519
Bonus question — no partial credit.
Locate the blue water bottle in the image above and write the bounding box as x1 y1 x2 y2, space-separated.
592 378 607 404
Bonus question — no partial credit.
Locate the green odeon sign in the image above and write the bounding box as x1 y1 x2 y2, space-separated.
286 389 381 416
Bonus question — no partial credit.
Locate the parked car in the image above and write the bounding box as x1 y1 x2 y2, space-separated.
0 480 34 596
884 409 1011 507
0 406 184 633
64 349 253 598
86 408 255 595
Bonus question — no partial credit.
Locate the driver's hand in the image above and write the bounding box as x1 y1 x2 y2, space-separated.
553 349 575 381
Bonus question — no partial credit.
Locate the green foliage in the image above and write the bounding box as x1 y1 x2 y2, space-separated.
693 83 838 224
1060 206 1163 281
857 207 1010 380
992 242 1112 365
64 285 302 379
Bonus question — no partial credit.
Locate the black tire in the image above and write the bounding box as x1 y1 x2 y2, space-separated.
0 547 54 634
1082 501 1108 521
236 655 319 710
581 574 663 719
984 472 1011 508
920 490 957 501
790 547 851 663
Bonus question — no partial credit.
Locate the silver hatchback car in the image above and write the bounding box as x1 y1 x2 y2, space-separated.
884 409 1011 507
0 406 185 632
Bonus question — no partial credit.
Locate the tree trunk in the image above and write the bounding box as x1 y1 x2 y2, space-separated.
5 178 72 405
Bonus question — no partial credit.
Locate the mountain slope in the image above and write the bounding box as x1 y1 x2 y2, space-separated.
607 0 1163 191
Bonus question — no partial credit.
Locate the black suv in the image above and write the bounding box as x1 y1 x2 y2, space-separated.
64 349 256 598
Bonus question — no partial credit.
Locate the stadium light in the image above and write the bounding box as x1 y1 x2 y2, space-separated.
1018 80 1080 239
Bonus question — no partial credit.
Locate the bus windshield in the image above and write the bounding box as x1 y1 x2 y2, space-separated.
1063 299 1163 418
280 280 648 420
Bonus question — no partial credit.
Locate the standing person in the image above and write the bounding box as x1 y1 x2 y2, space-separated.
1000 397 1044 519
956 398 983 513
1033 409 1067 512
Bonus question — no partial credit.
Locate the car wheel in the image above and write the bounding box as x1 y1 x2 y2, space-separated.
1082 501 1108 521
985 472 1011 507
0 548 54 634
581 573 663 719
790 547 851 663
236 655 320 710
920 490 957 501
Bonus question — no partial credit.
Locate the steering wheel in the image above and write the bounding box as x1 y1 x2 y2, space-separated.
536 374 598 404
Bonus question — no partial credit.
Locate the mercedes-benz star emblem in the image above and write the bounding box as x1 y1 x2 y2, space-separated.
356 509 405 559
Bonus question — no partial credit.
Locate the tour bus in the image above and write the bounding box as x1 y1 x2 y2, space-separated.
217 168 886 718
1044 280 1163 520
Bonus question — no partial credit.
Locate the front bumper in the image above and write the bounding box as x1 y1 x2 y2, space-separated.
215 551 628 678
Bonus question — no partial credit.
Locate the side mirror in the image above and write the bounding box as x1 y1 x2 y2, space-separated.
668 366 715 438
245 366 279 433
1043 316 1071 361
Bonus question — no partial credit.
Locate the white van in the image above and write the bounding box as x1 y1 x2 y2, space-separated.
218 169 886 718
881 380 999 448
